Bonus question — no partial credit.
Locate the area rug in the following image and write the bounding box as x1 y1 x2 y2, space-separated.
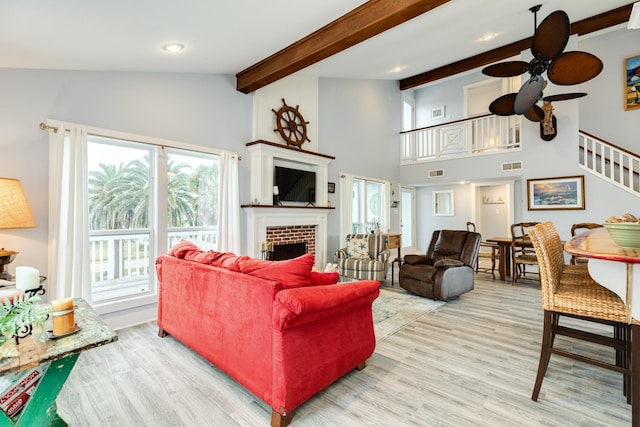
373 288 445 342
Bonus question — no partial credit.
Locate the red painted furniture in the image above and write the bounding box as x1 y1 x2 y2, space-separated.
156 249 380 427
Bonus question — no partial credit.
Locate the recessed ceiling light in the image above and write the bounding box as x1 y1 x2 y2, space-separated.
390 65 406 73
478 33 498 42
162 43 185 53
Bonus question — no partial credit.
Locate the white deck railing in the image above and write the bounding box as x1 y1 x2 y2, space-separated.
89 227 217 301
400 114 521 164
578 131 640 196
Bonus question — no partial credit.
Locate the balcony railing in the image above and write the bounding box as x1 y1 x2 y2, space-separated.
89 227 217 302
400 114 521 164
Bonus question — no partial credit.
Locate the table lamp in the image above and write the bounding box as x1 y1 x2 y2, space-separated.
0 178 36 280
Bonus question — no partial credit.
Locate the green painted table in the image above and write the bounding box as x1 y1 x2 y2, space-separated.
0 299 117 426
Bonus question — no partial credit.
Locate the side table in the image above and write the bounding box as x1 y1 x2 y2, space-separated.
391 257 404 287
0 298 117 426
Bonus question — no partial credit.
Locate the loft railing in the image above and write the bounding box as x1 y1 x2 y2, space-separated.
400 114 521 164
579 131 640 195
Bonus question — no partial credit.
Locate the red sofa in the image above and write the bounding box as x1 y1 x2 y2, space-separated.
156 242 380 427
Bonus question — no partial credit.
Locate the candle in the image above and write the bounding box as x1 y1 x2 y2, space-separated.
51 297 75 336
15 266 39 291
0 288 24 304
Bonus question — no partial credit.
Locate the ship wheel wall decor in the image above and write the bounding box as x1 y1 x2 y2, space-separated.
272 98 310 149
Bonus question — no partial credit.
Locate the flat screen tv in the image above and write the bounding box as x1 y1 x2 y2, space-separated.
274 166 316 203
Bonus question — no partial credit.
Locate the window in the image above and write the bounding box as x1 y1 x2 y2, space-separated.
433 190 454 216
87 136 219 306
341 174 389 236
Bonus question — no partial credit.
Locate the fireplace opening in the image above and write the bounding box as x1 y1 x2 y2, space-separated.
270 242 307 261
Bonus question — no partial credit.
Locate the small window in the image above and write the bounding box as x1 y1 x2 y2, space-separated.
433 190 454 216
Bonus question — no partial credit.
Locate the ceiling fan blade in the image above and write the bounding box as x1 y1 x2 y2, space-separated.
489 93 517 116
531 10 570 61
547 51 604 85
514 76 545 114
542 92 587 102
482 61 529 77
524 104 544 122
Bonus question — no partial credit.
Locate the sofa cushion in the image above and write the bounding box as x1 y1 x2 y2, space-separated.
169 240 200 258
309 271 340 286
346 237 370 259
238 253 314 288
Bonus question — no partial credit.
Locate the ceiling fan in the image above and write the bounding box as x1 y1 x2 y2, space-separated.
482 5 603 134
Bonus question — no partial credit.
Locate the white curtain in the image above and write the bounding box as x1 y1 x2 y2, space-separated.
48 123 91 301
339 173 354 240
217 151 241 254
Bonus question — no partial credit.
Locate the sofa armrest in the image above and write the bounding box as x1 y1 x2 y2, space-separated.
335 248 348 260
434 258 464 268
403 254 431 265
376 248 391 263
274 281 380 330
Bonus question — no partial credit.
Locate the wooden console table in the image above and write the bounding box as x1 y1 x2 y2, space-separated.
386 233 402 259
0 298 117 426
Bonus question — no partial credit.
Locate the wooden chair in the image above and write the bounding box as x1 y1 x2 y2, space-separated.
570 222 603 265
528 221 630 402
466 221 497 279
510 222 540 285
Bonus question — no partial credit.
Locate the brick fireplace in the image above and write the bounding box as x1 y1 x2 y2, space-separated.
266 225 316 260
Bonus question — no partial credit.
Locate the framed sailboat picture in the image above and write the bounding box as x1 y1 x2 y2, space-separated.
527 175 585 210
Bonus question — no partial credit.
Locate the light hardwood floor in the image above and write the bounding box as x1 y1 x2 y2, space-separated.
57 270 631 426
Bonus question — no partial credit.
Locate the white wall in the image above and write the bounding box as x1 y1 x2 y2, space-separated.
318 78 402 254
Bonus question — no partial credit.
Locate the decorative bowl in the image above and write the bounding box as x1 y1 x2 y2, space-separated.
603 222 640 249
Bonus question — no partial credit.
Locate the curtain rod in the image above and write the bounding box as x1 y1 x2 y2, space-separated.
38 122 241 160
39 122 62 133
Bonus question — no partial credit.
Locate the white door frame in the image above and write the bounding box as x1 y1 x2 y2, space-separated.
399 185 416 255
470 181 515 238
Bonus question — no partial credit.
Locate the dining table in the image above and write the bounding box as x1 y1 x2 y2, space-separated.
485 236 533 281
564 227 640 426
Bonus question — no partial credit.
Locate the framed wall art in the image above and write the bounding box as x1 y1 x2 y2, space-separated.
527 175 585 211
625 54 640 111
328 182 335 193
431 105 445 120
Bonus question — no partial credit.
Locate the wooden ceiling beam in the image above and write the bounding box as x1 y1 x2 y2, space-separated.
400 3 635 91
235 0 451 94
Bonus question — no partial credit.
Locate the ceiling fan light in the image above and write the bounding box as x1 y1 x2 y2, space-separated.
514 76 545 114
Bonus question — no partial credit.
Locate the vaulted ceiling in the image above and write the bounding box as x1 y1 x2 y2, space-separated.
0 1 635 94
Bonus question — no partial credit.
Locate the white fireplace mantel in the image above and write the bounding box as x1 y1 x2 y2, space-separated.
246 140 333 206
244 141 335 268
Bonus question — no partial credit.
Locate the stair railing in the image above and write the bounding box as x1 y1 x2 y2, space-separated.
578 130 640 195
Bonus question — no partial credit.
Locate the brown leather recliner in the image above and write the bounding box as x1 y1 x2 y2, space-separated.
399 229 481 300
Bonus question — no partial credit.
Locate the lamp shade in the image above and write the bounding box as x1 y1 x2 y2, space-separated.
0 178 36 229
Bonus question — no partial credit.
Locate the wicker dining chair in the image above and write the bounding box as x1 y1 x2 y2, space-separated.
528 221 631 402
569 222 603 265
510 222 540 285
466 221 498 279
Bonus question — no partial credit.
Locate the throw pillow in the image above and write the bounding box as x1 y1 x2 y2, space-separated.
346 237 370 259
169 240 200 258
309 271 340 286
238 253 315 288
184 250 220 264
